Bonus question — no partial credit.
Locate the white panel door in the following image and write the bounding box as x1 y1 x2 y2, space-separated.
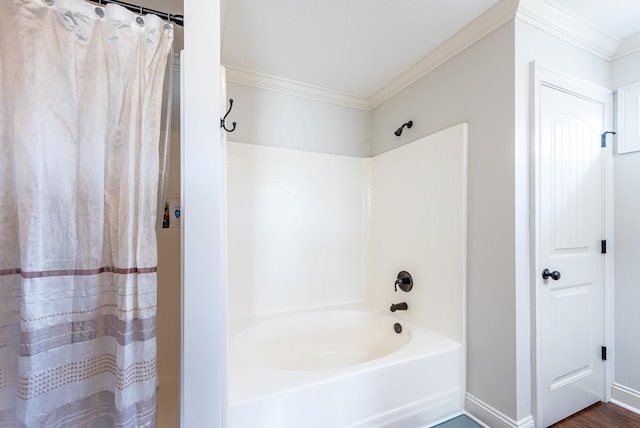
539 83 605 427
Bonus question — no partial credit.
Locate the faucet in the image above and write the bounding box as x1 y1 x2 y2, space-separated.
390 302 408 312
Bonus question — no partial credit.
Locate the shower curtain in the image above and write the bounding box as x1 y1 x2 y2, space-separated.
0 1 173 426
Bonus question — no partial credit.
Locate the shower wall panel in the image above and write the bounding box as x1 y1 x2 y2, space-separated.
371 124 467 342
227 142 371 319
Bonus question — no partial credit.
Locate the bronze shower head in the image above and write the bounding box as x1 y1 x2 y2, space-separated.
394 121 413 136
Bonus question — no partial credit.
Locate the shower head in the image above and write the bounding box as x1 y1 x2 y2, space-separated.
394 120 413 136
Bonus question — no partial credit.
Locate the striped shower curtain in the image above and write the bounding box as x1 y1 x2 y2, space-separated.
0 1 173 426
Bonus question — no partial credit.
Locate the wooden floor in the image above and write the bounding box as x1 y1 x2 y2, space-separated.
551 402 640 427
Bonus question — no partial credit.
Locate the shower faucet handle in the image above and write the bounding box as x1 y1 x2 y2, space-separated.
394 271 413 292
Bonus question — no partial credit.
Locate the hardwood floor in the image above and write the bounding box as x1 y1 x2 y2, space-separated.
550 402 640 427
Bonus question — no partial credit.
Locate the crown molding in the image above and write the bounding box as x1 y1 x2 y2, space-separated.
224 66 370 110
221 0 519 111
368 0 519 109
613 33 640 60
217 0 637 111
516 0 619 61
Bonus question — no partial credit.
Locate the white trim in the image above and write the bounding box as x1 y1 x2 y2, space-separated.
603 90 615 404
368 0 518 109
614 33 640 60
465 393 535 428
616 83 640 154
224 66 370 110
528 61 539 427
531 63 544 428
612 384 640 415
536 72 612 103
530 64 614 428
516 0 619 61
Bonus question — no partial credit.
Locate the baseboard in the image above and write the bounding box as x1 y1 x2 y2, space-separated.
465 393 534 428
611 383 640 415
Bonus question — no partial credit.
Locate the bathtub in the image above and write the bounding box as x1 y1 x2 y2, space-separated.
228 307 464 428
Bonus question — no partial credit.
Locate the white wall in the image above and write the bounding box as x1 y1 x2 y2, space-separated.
371 124 467 342
610 51 640 398
226 83 371 157
181 0 224 425
371 22 519 419
226 142 371 318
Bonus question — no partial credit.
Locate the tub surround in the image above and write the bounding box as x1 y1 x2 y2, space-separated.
226 124 467 426
227 123 467 336
226 142 371 318
371 124 467 342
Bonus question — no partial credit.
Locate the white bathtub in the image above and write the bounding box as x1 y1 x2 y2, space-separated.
233 310 410 371
228 307 464 428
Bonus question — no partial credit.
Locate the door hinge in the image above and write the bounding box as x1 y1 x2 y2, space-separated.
601 131 616 148
602 346 607 361
601 240 607 254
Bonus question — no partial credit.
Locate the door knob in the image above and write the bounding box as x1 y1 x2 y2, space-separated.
542 268 561 281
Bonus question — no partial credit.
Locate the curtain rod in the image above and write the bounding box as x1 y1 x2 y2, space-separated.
86 0 184 26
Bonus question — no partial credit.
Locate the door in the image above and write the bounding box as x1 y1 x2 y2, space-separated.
538 80 608 427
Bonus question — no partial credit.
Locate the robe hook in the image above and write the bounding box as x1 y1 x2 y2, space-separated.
220 98 237 133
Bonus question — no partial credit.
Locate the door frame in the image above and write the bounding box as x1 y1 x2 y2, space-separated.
531 63 614 426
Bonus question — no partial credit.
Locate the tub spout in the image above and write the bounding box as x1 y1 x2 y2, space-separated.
390 302 408 312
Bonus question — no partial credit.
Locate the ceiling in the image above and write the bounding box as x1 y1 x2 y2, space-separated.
221 0 502 98
546 0 640 41
218 0 640 101
148 0 640 100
